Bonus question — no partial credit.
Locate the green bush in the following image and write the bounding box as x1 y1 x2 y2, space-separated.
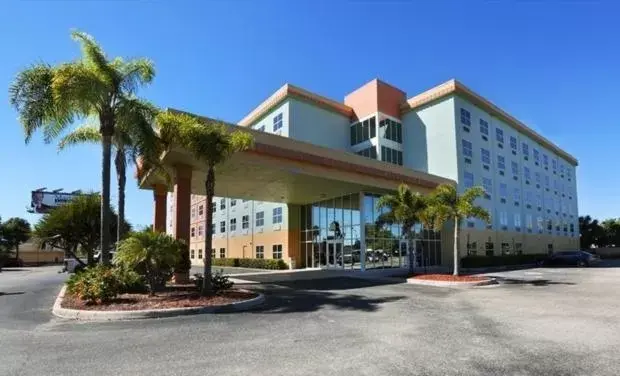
193 270 233 294
66 265 121 304
461 254 547 268
211 257 288 270
175 243 191 273
113 266 147 294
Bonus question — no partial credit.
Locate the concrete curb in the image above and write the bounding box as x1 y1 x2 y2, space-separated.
52 285 265 321
406 278 496 288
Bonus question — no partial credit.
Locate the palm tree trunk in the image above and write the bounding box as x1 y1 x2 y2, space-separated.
453 216 460 276
115 150 126 243
100 133 112 265
202 164 215 295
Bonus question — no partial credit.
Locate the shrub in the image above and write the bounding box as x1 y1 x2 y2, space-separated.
113 266 147 294
211 258 288 270
115 230 182 294
193 270 233 294
174 243 191 274
461 254 547 268
66 265 121 304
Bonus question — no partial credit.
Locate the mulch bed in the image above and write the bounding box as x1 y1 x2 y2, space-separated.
409 274 489 282
61 287 257 311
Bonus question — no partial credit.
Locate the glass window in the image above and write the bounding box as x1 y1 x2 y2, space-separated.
464 171 474 188
190 249 195 259
500 211 508 226
535 171 541 184
460 108 471 126
479 119 489 135
499 183 507 199
257 125 265 132
230 218 236 231
482 177 492 196
198 249 203 259
211 202 216 213
524 166 531 180
536 193 542 207
273 207 283 224
526 214 533 229
552 159 557 172
255 245 264 259
534 148 540 162
496 128 504 143
219 248 226 258
273 113 283 132
511 161 519 175
350 125 356 145
537 217 544 231
543 154 549 166
256 211 264 226
510 136 517 151
190 226 195 237
230 199 236 207
497 155 505 170
191 206 196 218
362 120 369 140
462 139 473 157
545 175 550 188
198 224 203 236
513 188 520 202
211 223 215 235
522 142 529 156
272 244 283 259
242 215 249 229
220 198 225 210
198 205 204 216
526 191 533 205
514 214 521 228
370 117 376 138
481 148 490 164
220 221 225 233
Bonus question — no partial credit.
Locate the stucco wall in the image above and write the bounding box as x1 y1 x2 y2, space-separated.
288 98 351 150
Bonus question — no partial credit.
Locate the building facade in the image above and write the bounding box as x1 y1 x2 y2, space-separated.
165 78 579 269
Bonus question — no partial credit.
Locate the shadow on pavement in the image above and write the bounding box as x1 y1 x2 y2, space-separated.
0 291 26 296
0 268 28 272
488 277 575 286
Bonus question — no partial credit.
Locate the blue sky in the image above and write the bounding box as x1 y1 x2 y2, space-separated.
0 0 618 228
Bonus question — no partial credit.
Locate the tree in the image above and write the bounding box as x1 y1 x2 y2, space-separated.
1 218 31 260
425 184 490 276
116 230 182 295
579 215 606 249
601 218 620 247
57 102 159 242
34 194 130 266
9 30 155 264
156 112 253 294
376 184 428 273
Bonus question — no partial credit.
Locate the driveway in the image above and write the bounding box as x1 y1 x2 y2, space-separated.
1 264 619 375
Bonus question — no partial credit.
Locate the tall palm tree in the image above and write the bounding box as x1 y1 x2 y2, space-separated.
425 184 490 276
376 184 427 273
156 112 253 295
9 30 155 264
57 102 159 242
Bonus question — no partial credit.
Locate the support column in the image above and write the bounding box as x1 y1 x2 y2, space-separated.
359 192 366 271
152 184 168 233
173 164 193 243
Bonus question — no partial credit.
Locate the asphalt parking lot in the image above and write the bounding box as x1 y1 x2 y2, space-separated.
1 262 619 376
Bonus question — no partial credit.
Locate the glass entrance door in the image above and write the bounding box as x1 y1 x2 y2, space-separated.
323 239 343 268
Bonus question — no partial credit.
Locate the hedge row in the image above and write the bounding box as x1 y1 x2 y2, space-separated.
461 254 547 268
211 257 288 270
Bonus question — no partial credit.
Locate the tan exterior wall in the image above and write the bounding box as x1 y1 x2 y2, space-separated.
19 250 64 265
459 228 579 256
189 231 290 266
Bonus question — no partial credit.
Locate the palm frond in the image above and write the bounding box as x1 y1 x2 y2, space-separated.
115 58 155 95
71 30 119 89
57 124 102 151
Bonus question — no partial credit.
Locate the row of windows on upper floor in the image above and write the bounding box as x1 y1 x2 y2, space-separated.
254 112 283 133
191 199 280 218
354 145 403 166
190 207 283 237
460 108 573 178
467 212 576 236
189 245 283 260
350 116 403 146
464 171 576 216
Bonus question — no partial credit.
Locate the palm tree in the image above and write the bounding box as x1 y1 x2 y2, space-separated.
156 112 253 294
9 30 155 264
376 184 427 274
425 184 490 276
57 102 159 243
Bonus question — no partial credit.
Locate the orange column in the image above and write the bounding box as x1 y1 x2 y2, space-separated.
152 184 168 233
173 164 192 243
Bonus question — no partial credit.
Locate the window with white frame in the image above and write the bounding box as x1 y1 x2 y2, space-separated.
526 214 533 229
500 211 508 226
460 108 471 126
191 206 196 218
462 139 473 157
198 249 203 259
220 248 226 258
272 207 283 224
198 224 203 236
497 155 505 170
481 148 491 164
255 245 264 259
543 154 549 167
514 213 521 228
513 188 520 202
536 193 542 207
522 142 529 157
535 171 541 184
510 136 517 151
211 223 215 235
533 148 540 163
546 197 553 210
199 205 204 216
499 183 508 199
554 180 560 192
242 215 249 229
561 201 567 214
552 159 557 173
482 177 492 196
190 249 195 259
220 221 225 233
272 244 283 259
190 226 195 237
545 175 550 188
230 199 236 207
559 163 565 176
211 202 216 213
526 191 533 206
273 113 283 132
257 125 265 132
554 198 560 212
479 119 489 135
464 171 474 188
537 217 544 231
230 218 237 231
220 198 226 210
496 128 504 143
524 166 531 181
511 161 519 175
255 211 264 227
